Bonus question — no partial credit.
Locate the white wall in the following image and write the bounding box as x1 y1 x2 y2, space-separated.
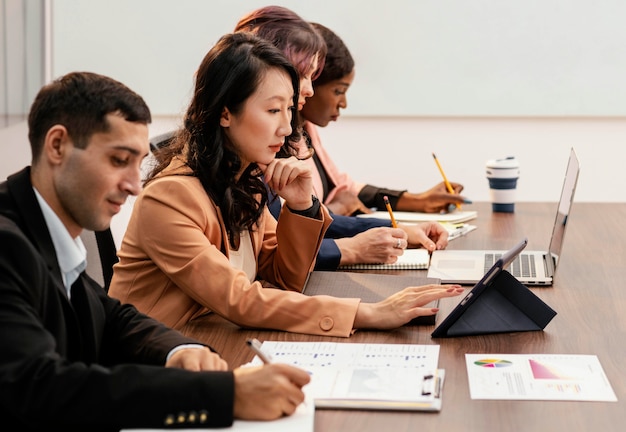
146 115 626 205
4 115 624 204
50 0 626 117
3 0 625 211
314 116 625 203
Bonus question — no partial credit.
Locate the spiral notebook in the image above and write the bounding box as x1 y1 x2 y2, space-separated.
358 209 477 224
339 249 430 270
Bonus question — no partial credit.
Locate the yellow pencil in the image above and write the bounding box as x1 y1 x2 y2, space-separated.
383 195 398 228
432 152 460 210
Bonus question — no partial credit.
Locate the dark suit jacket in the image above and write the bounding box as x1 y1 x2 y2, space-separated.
266 188 391 270
0 167 234 431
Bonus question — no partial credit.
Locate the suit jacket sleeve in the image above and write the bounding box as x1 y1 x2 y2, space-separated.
324 213 392 238
314 239 342 270
0 218 234 430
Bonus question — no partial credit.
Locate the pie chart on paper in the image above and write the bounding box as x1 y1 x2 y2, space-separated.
473 359 513 368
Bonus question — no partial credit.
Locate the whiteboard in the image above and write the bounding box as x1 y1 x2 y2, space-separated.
52 0 626 117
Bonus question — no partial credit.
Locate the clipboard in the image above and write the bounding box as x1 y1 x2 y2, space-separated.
314 369 445 412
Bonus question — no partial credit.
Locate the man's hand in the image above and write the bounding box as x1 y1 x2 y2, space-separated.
165 346 228 371
233 364 311 420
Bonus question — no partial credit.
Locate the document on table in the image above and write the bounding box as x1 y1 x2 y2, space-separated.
124 344 441 432
250 341 443 411
230 400 314 431
124 405 314 432
465 353 617 402
439 222 477 241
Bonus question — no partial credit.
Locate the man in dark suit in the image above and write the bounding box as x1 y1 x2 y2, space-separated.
0 71 308 431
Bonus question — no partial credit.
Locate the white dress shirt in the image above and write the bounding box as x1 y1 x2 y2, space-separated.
33 188 86 298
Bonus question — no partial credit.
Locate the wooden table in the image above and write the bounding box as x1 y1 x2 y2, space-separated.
181 202 626 432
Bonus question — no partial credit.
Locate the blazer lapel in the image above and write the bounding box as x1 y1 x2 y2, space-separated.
7 168 67 295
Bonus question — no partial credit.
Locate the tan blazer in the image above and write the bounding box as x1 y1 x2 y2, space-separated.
109 159 360 337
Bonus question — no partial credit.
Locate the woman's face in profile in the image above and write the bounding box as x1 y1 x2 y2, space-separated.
296 54 320 111
221 67 294 169
301 69 355 127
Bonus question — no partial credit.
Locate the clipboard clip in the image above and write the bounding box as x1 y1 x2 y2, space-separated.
421 373 442 398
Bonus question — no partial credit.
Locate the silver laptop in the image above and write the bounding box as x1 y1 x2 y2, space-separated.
428 148 580 286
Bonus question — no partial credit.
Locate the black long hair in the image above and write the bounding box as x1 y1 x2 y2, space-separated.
147 32 301 248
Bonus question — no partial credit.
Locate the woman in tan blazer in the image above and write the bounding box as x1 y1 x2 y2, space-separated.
109 31 462 338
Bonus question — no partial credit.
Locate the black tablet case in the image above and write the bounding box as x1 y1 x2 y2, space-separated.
432 270 557 337
303 271 440 325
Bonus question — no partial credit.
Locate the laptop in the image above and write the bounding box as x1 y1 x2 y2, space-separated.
427 148 580 286
431 237 557 337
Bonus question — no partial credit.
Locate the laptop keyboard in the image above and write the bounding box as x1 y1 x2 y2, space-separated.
484 253 537 278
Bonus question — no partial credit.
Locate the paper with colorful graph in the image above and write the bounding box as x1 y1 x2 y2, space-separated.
465 354 617 402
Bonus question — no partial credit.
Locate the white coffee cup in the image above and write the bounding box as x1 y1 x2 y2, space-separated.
486 156 520 212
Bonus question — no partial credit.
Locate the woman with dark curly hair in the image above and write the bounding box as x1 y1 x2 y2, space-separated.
109 31 462 337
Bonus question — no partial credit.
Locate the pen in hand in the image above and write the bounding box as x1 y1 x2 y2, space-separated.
246 338 273 364
432 152 461 210
383 195 398 228
246 339 311 407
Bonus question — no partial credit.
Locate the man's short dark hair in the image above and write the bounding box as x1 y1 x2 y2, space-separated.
27 71 151 163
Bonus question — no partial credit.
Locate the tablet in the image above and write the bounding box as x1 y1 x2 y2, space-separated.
431 238 557 338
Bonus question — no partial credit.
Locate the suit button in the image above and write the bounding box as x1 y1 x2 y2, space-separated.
188 411 198 423
164 414 175 426
320 316 334 331
177 412 186 423
199 410 209 424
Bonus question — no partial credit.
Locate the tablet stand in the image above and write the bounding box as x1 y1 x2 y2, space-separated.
437 270 557 337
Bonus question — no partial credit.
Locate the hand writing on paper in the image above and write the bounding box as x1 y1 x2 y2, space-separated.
233 364 311 420
336 227 407 266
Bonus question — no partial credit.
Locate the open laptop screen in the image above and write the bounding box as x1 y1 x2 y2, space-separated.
547 148 580 271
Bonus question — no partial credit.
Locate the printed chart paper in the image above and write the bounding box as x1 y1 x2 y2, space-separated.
465 354 617 402
251 342 442 410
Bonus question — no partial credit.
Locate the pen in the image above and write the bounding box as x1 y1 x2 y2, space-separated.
432 152 460 210
383 195 398 228
246 338 273 364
